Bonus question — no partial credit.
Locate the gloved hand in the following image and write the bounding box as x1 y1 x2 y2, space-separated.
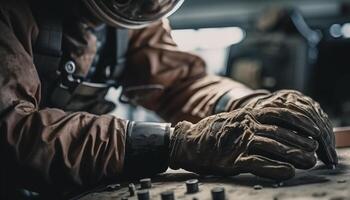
169 108 319 180
238 90 337 166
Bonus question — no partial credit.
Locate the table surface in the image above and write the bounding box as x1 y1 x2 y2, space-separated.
77 148 350 200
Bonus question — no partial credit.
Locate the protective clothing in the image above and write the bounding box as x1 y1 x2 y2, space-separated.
215 90 338 166
170 108 319 180
0 0 252 196
0 0 337 198
83 0 185 28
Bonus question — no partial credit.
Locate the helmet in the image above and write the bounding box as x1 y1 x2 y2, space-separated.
82 0 185 29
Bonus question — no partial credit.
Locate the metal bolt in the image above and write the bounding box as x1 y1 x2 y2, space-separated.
337 179 346 183
186 179 199 194
161 190 175 200
272 182 284 188
106 184 120 191
64 61 76 74
211 187 225 200
140 178 152 189
253 185 263 190
137 190 150 200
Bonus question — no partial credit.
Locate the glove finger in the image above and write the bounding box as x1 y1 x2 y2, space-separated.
235 155 295 181
248 135 317 169
253 91 334 148
284 100 333 141
282 102 338 166
278 92 335 149
255 107 320 138
316 142 338 166
249 90 333 140
255 125 318 152
288 94 333 135
248 91 337 166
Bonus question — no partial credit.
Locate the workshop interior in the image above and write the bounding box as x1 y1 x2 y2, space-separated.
113 0 350 127
1 0 350 200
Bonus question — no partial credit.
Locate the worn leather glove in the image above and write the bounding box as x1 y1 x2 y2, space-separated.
170 108 320 180
215 89 337 167
242 90 337 166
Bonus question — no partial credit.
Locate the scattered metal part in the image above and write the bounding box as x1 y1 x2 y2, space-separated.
121 197 128 200
312 191 327 197
140 178 152 189
337 179 347 183
211 187 225 200
161 190 175 200
253 185 263 190
106 184 121 191
272 182 284 188
129 183 136 196
137 190 150 200
186 179 199 194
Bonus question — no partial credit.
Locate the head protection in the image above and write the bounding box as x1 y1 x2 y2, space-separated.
82 0 185 29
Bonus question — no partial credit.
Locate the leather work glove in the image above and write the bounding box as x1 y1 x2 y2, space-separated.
215 89 338 167
243 90 337 167
169 108 320 181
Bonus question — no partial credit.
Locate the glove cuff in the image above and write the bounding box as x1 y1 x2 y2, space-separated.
123 121 171 177
169 121 192 170
213 89 270 114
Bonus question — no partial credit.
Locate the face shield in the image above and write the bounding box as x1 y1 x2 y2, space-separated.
82 0 185 29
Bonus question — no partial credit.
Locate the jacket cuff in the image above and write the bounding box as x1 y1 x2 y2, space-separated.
213 89 270 114
123 121 171 177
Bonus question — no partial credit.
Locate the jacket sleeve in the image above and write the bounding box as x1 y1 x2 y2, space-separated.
123 20 255 123
0 2 127 194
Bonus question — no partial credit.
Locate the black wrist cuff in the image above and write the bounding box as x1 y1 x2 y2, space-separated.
123 121 171 177
213 90 270 114
214 90 236 114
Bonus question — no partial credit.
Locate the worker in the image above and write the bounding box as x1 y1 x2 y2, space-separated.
0 0 337 198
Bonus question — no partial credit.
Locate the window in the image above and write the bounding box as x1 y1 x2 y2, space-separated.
171 27 245 75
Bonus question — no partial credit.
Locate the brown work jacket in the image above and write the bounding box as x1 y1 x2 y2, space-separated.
0 0 253 195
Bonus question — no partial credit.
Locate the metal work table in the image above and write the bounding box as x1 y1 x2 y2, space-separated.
77 147 350 200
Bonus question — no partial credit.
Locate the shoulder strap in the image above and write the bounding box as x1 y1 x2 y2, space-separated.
112 28 129 79
33 19 63 80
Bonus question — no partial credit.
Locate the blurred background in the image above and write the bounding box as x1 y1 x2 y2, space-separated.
110 0 350 127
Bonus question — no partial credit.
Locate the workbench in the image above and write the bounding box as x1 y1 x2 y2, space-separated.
76 147 350 200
